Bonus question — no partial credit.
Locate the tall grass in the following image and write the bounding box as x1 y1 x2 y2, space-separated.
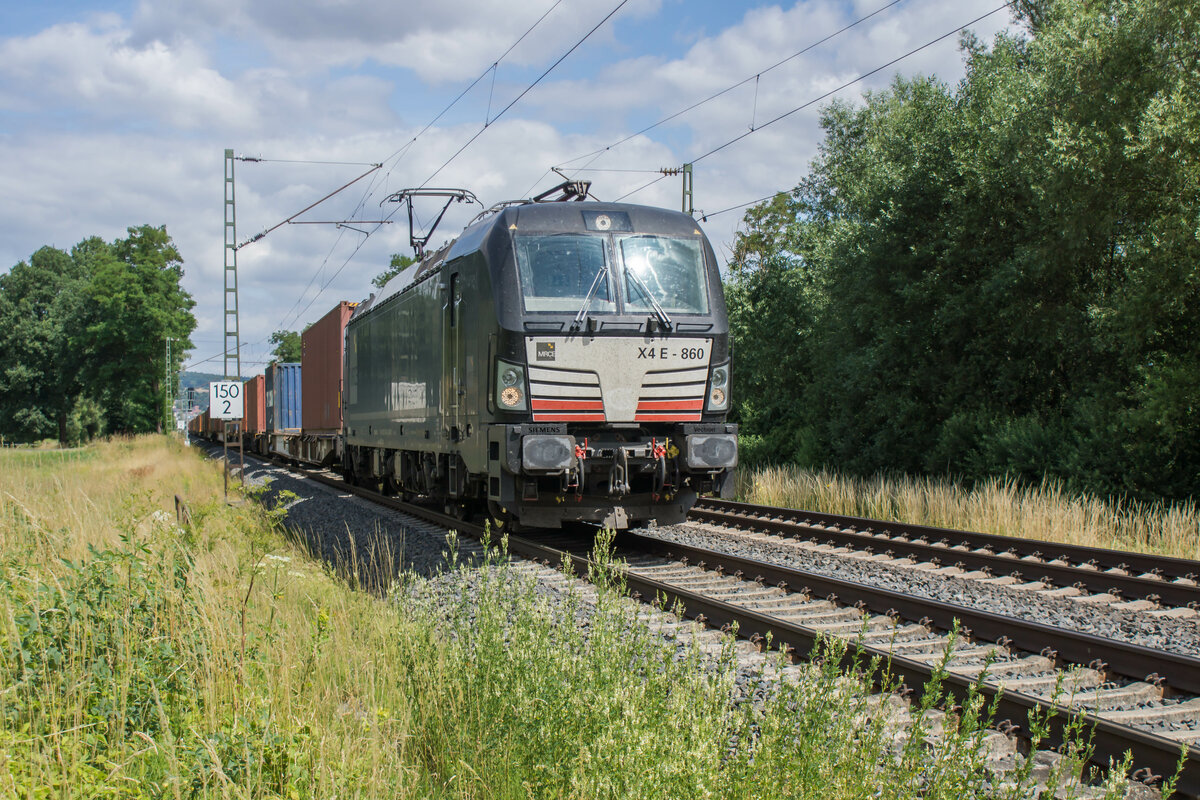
740 465 1200 560
0 436 423 797
0 437 1127 798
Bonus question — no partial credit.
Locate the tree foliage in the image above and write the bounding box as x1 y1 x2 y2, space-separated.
371 254 416 290
268 330 303 363
727 0 1200 501
0 226 196 443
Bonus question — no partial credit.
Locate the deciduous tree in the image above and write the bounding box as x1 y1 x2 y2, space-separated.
268 330 302 363
0 225 196 442
728 0 1200 501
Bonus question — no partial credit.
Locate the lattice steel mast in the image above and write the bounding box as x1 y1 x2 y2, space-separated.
223 149 242 382
223 149 243 486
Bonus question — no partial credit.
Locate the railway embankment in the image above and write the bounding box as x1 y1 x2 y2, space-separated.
1 436 1178 798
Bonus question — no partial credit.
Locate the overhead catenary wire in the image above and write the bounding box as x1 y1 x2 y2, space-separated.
561 168 669 174
526 0 908 198
272 0 633 337
236 164 381 250
690 2 1014 166
236 157 381 166
700 192 788 222
373 0 567 174
416 0 633 190
697 2 1189 224
262 0 573 340
613 174 668 203
336 0 569 229
184 346 249 371
614 1 1015 208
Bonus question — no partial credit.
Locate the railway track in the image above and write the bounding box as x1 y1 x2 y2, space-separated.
215 448 1200 797
608 534 1200 790
691 497 1200 613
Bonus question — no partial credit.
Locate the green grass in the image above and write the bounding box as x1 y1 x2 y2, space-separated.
0 436 1137 798
0 447 96 464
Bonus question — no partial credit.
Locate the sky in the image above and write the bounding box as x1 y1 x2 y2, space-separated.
0 0 1016 375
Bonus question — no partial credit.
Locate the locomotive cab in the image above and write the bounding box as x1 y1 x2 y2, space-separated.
483 202 737 529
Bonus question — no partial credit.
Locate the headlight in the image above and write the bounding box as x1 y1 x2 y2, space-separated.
495 360 527 411
686 434 738 469
522 435 575 472
501 386 523 407
707 363 730 410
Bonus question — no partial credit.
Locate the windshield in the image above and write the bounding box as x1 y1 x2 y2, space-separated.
515 234 615 313
620 236 709 315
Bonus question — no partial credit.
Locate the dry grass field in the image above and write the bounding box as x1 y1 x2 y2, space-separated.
740 465 1200 561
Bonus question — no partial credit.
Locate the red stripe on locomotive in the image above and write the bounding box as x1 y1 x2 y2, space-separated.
530 398 606 411
635 399 704 411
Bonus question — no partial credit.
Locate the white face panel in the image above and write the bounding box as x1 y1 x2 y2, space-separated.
524 335 712 423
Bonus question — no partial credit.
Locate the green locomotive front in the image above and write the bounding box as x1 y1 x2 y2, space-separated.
343 199 737 529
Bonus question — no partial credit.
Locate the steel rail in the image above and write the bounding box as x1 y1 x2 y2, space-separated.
620 532 1200 696
491 527 1200 798
692 498 1200 608
230 452 1198 797
603 547 1200 798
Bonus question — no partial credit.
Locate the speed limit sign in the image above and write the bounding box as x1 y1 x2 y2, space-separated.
209 381 244 419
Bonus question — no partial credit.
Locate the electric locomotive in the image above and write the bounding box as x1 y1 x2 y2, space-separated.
342 184 737 529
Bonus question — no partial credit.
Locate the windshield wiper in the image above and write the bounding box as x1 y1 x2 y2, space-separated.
572 265 610 331
627 269 672 330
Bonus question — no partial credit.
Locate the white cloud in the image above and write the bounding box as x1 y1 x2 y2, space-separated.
0 18 401 138
519 0 1013 216
132 0 662 83
0 20 249 129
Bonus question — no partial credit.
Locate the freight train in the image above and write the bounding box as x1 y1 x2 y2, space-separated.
191 187 738 530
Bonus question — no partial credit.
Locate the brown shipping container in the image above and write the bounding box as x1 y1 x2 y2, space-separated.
243 374 267 434
302 301 357 433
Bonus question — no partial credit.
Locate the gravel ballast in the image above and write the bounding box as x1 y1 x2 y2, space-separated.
645 522 1200 657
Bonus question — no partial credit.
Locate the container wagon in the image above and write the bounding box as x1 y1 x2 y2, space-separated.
265 362 301 458
298 301 356 465
243 373 267 454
